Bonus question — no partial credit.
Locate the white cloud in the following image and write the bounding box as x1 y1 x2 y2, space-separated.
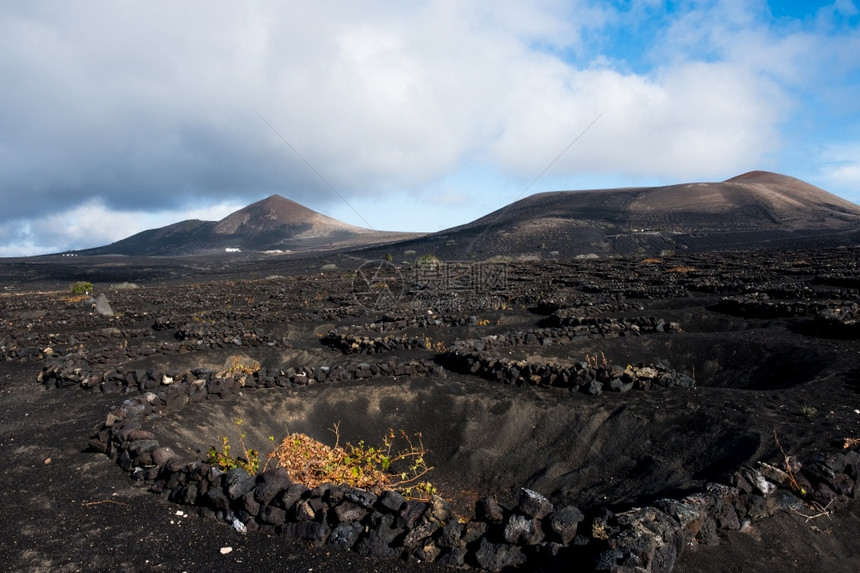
815 143 860 203
0 199 245 256
487 61 786 179
0 0 857 255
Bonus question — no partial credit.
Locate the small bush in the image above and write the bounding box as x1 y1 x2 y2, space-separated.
225 355 260 375
421 335 447 352
265 424 436 499
207 419 259 474
70 281 92 295
800 405 818 418
415 254 441 270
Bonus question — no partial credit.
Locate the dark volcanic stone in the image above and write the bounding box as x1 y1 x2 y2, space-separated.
697 517 720 546
202 488 230 512
377 489 406 512
328 521 364 550
594 549 625 570
128 439 159 457
293 499 316 521
585 379 603 395
549 504 585 544
424 496 453 524
608 377 634 392
516 488 553 519
476 496 506 523
398 500 427 529
169 483 197 505
254 466 292 504
259 505 287 525
225 468 256 501
412 542 442 563
435 519 465 548
504 513 544 545
463 520 488 543
473 537 527 572
280 521 331 546
355 513 404 560
151 446 177 466
344 487 377 509
240 491 260 516
334 501 368 523
436 546 468 567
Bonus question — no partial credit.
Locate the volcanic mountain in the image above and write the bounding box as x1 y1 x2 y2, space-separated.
76 172 860 259
368 171 860 260
78 195 419 256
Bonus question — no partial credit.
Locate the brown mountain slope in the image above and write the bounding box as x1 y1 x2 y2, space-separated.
75 172 860 259
78 195 419 256
212 194 364 237
362 171 860 260
627 171 860 230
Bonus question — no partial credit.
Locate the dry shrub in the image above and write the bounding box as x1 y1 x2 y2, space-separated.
265 424 436 499
61 294 91 303
225 355 260 375
585 352 608 369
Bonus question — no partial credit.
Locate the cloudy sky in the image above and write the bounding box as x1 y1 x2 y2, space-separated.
2 0 858 256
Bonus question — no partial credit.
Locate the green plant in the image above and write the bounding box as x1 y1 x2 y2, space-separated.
207 419 260 474
415 254 442 270
70 281 93 295
800 405 818 419
225 355 260 375
265 423 436 499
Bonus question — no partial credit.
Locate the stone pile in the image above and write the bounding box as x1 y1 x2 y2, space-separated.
440 352 694 395
330 313 481 335
716 293 833 318
529 296 644 317
1 327 154 363
39 356 443 391
321 332 434 354
550 314 681 333
84 374 860 572
174 323 291 349
814 303 860 337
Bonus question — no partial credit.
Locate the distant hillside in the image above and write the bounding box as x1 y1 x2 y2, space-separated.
78 195 419 256
354 171 860 261
76 172 860 259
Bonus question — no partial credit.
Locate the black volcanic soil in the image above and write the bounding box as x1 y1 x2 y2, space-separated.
2 248 860 571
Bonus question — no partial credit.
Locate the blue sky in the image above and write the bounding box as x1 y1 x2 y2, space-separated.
1 0 858 255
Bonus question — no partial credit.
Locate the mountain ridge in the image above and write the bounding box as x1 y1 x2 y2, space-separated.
75 172 860 258
77 194 417 256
